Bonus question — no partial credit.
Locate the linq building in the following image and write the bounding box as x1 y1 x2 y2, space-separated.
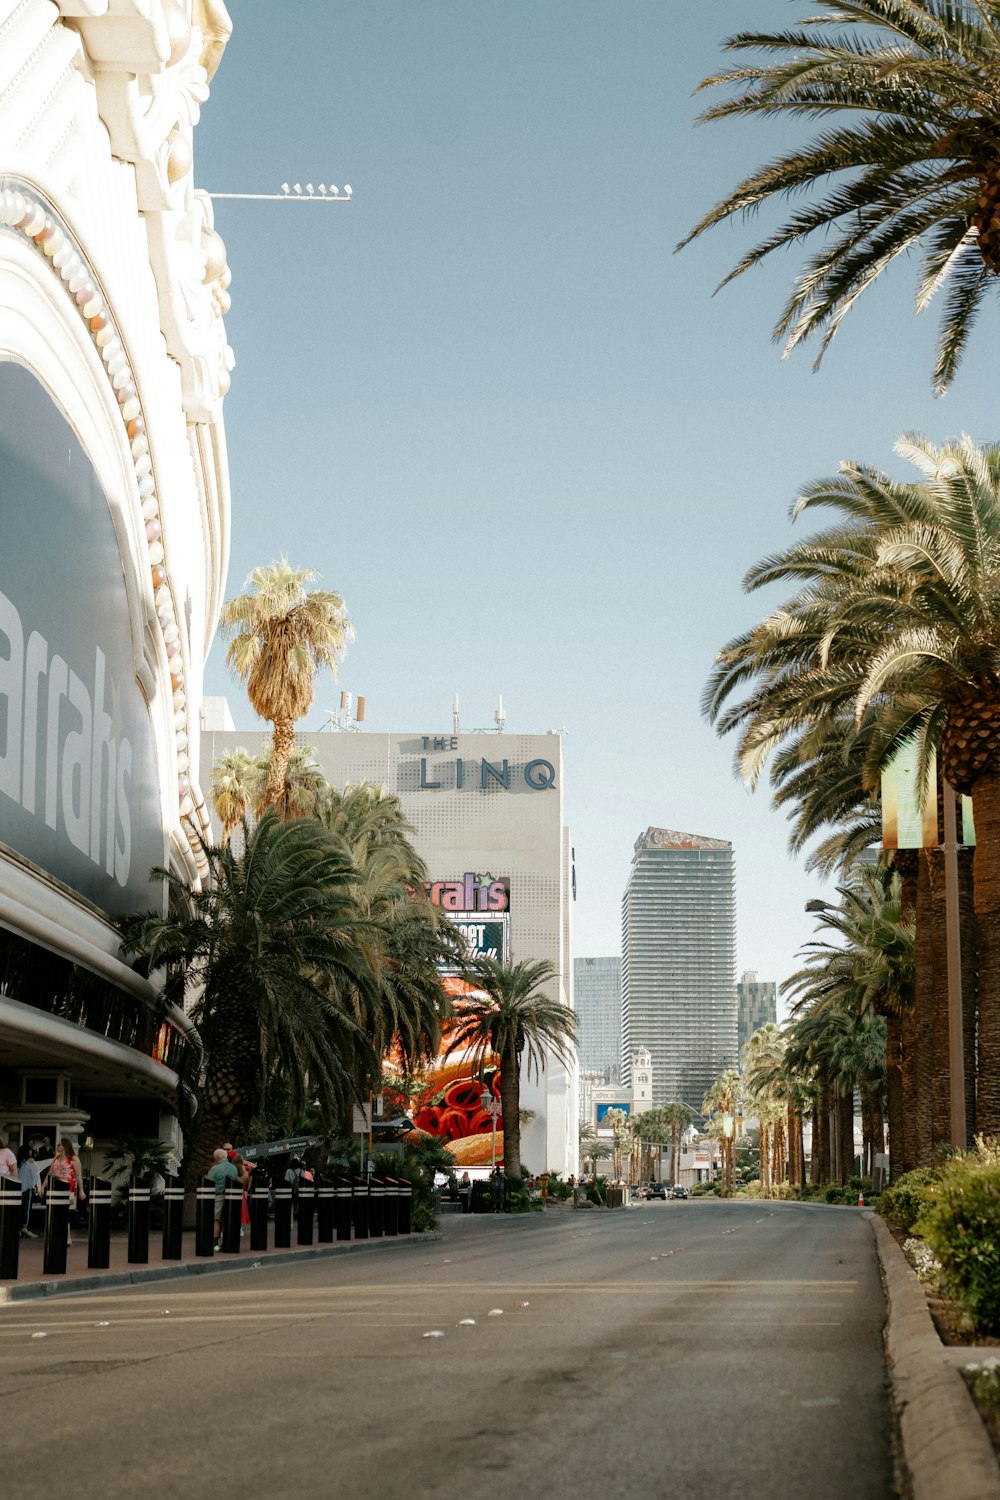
0 3 233 1159
201 712 578 1177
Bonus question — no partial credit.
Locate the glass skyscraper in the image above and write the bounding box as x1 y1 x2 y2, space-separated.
621 828 737 1113
573 956 622 1082
737 970 777 1056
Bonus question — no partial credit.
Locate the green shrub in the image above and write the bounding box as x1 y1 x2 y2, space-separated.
878 1168 940 1232
916 1160 1000 1334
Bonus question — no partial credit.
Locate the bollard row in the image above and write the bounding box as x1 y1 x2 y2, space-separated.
0 1171 413 1280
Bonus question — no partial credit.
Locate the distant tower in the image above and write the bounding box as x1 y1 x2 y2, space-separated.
621 828 737 1113
573 956 622 1086
737 970 777 1055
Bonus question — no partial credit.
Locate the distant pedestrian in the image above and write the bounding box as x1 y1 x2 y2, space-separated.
233 1153 252 1235
45 1138 86 1246
17 1145 41 1237
491 1164 504 1212
0 1136 16 1180
207 1147 238 1250
460 1170 472 1213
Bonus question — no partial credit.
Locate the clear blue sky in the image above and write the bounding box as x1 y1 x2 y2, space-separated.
197 2 999 1008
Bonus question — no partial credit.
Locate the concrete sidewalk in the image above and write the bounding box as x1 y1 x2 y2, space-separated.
0 1224 431 1302
869 1211 1000 1500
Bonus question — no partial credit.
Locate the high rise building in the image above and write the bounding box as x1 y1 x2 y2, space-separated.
737 970 777 1056
621 828 737 1113
573 957 622 1083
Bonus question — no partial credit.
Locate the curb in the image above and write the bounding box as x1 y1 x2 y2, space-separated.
0 1232 438 1305
869 1213 1000 1500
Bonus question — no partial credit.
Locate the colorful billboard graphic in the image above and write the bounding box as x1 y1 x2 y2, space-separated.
404 975 504 1168
596 1102 631 1125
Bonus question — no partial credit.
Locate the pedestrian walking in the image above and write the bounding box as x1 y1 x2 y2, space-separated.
17 1144 41 1237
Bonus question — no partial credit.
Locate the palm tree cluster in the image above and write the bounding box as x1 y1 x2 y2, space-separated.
684 1 1000 1186
704 435 1000 1172
121 795 458 1180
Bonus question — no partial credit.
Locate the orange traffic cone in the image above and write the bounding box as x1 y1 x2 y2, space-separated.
858 1191 865 1207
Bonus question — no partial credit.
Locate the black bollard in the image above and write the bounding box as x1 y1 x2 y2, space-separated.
43 1177 70 1275
0 1173 21 1280
316 1178 334 1243
369 1176 385 1238
221 1182 242 1253
127 1180 151 1264
249 1183 269 1252
161 1175 184 1261
195 1177 216 1257
398 1178 412 1235
352 1176 369 1240
273 1184 292 1248
334 1177 353 1240
383 1177 399 1237
88 1176 113 1268
296 1177 315 1245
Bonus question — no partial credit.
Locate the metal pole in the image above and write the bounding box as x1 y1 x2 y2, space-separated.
943 779 967 1149
0 1174 21 1279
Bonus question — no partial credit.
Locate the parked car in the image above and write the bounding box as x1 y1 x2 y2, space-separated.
670 1184 689 1199
642 1182 668 1200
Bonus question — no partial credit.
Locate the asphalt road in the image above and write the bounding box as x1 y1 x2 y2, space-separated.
0 1199 894 1500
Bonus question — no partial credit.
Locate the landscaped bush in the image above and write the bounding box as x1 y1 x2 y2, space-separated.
916 1160 1000 1335
877 1168 940 1232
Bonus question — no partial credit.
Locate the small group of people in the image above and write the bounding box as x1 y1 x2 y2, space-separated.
207 1144 255 1250
0 1134 87 1243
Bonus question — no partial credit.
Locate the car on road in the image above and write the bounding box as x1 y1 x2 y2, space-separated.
670 1185 689 1199
642 1182 668 1200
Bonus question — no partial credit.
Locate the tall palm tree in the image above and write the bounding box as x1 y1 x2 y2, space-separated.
220 560 352 810
703 1069 741 1195
679 0 1000 392
445 957 576 1180
209 748 262 844
120 812 381 1179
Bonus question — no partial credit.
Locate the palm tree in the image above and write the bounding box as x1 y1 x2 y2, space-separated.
321 782 457 1074
705 434 1000 1133
679 1 1000 392
209 748 262 845
445 957 576 1180
703 1069 741 1195
220 560 352 810
120 812 381 1179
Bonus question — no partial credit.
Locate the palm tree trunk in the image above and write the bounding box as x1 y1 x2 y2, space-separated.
927 848 953 1157
887 850 918 1178
908 851 935 1168
839 1088 854 1184
972 772 1000 1134
959 845 977 1140
264 716 297 811
499 1043 522 1178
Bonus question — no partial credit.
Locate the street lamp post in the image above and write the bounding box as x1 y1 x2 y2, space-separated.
480 1091 502 1171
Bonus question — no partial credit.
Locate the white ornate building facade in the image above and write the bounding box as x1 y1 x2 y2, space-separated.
0 0 232 1157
